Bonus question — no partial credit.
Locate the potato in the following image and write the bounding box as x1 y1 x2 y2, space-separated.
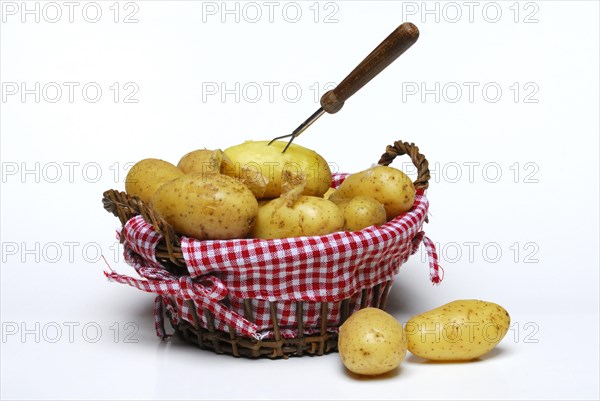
223 140 332 199
250 172 343 239
177 149 223 174
338 308 407 376
151 173 258 240
251 196 344 239
405 300 510 361
177 149 268 197
125 158 184 204
329 166 415 220
337 196 387 231
221 151 268 198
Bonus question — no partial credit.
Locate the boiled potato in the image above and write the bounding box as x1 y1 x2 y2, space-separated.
125 158 184 204
251 195 344 239
338 308 407 376
151 173 258 240
329 166 415 220
177 149 223 175
405 300 510 361
223 140 332 199
337 196 387 231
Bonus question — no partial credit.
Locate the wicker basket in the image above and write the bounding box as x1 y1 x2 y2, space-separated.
102 140 436 359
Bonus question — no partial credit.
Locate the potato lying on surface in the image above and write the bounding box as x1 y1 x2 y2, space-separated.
338 308 407 376
151 173 258 240
223 140 332 199
329 165 415 220
125 158 184 204
405 300 510 361
337 196 387 231
177 149 223 175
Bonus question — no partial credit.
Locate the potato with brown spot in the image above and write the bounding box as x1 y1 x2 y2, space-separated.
125 158 184 204
151 173 258 240
251 195 344 239
329 165 415 220
405 299 510 361
336 196 387 231
250 172 343 239
177 149 223 175
338 308 407 376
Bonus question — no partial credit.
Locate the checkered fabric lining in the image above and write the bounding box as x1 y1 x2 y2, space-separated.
106 174 441 339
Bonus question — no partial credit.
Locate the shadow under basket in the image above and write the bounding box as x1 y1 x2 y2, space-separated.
102 140 441 359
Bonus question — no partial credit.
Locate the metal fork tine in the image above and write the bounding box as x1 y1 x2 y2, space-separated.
268 107 326 153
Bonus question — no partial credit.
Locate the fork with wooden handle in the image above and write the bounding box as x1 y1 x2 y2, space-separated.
269 22 420 152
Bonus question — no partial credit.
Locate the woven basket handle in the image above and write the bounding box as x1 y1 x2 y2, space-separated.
377 140 430 191
102 189 183 265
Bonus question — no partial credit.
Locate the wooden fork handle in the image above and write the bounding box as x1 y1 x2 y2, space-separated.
320 22 419 114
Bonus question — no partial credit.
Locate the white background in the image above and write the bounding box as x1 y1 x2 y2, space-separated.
1 1 599 400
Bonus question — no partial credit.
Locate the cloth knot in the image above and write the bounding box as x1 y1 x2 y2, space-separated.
178 275 227 302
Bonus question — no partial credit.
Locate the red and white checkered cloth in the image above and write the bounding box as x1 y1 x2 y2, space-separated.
106 174 441 340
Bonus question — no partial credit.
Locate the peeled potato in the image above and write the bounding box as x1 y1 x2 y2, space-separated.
125 158 183 204
338 308 407 376
336 196 387 231
151 173 258 240
329 166 415 220
223 140 332 199
405 300 510 361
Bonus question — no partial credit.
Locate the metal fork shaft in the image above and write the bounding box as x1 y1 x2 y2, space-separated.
268 107 326 152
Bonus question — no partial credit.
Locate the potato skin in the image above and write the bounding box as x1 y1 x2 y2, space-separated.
405 300 511 361
323 187 336 199
337 196 387 231
125 158 184 204
223 140 332 199
177 149 223 174
338 308 407 376
329 166 415 220
250 196 344 239
151 173 258 240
